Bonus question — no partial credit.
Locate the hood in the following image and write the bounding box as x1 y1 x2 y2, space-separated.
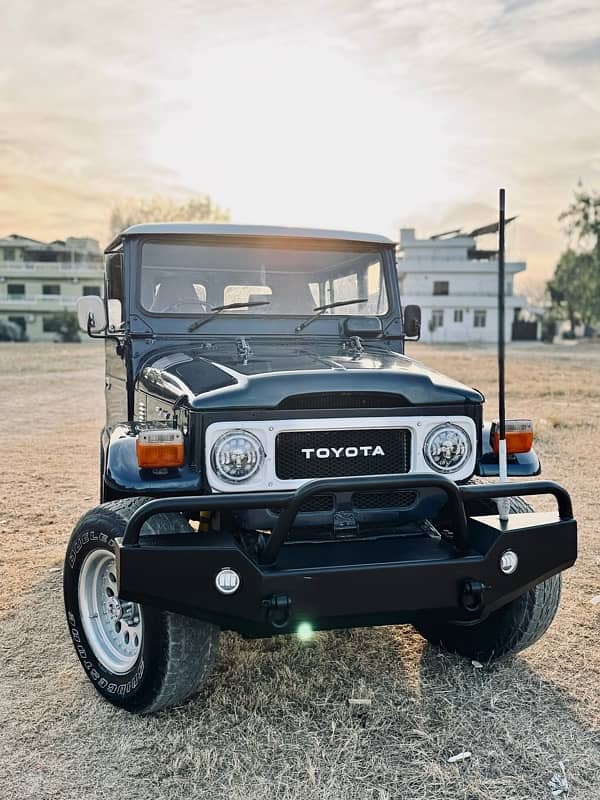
137 342 484 409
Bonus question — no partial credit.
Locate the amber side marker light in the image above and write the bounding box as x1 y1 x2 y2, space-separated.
491 419 533 455
136 428 184 468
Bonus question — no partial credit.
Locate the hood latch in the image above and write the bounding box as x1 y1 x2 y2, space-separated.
236 336 252 365
343 335 364 359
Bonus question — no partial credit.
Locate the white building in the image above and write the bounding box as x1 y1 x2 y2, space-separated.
397 226 530 344
0 234 103 340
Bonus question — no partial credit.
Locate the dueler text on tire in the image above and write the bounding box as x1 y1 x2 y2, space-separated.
63 497 220 713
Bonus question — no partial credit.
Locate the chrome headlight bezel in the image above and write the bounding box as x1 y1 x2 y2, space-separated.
211 429 265 483
423 422 472 474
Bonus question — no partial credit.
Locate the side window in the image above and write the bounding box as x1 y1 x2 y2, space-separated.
332 273 358 305
366 261 387 314
308 282 320 307
192 283 207 302
106 253 124 330
224 285 272 306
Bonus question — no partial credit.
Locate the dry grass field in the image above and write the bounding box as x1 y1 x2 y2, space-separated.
0 341 599 800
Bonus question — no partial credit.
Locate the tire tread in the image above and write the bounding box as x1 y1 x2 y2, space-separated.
66 496 220 714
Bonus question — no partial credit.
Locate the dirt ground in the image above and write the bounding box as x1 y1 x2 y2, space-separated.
1 340 599 800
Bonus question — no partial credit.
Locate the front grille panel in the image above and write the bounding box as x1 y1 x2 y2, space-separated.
275 428 411 480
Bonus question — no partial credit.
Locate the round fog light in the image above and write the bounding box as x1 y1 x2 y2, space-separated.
499 549 518 575
215 568 240 595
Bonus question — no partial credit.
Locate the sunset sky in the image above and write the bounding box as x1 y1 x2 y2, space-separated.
1 0 599 280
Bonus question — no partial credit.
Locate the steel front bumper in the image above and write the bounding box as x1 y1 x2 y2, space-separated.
115 475 577 637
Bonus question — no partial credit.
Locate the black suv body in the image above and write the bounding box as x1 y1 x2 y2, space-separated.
64 224 577 713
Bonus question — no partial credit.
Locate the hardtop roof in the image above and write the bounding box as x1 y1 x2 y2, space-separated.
105 223 395 253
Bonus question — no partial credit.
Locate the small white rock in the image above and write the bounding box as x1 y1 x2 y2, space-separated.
448 751 472 763
591 595 600 606
471 660 484 668
548 761 569 796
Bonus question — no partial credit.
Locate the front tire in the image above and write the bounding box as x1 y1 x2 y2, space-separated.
415 497 563 661
64 497 220 713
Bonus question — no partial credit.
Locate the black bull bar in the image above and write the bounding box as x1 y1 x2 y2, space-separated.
116 475 576 636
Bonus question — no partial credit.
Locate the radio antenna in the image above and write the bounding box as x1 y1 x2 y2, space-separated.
497 188 509 521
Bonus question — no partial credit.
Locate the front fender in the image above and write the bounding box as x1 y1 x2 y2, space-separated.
475 423 541 478
102 424 202 497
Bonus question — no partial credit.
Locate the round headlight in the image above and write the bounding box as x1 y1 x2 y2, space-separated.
424 423 472 473
211 430 264 483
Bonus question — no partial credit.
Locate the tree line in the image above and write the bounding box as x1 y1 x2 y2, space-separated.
547 186 600 338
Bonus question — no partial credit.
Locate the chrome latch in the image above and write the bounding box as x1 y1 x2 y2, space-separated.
236 336 252 365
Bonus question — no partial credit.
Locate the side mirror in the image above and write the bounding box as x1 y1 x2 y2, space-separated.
403 304 421 339
77 295 107 334
343 316 383 338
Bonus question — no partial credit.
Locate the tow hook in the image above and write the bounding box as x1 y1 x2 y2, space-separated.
460 579 487 612
262 594 292 629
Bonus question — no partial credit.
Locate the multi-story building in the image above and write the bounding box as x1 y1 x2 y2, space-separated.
0 234 103 340
397 226 532 344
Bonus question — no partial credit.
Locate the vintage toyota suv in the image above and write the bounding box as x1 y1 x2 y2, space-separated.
64 224 577 713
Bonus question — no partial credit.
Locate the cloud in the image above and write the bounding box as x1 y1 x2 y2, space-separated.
0 0 598 275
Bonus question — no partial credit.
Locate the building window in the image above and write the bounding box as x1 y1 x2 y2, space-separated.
42 316 55 332
454 309 463 323
42 284 61 295
474 309 487 328
7 283 25 297
82 285 102 296
431 309 444 329
3 248 15 261
433 281 449 296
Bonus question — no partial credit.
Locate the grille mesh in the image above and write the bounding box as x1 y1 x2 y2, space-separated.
352 490 418 509
278 392 407 410
269 494 335 514
271 489 418 515
275 428 411 480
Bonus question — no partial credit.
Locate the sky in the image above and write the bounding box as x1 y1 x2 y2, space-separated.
1 0 599 282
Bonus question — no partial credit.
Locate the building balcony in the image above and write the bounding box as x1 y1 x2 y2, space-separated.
397 259 526 273
402 293 526 307
0 295 78 310
0 260 103 278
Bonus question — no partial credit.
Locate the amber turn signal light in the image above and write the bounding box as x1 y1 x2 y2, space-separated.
136 428 184 468
491 419 534 455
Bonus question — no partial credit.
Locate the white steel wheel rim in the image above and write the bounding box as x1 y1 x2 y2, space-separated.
78 549 143 674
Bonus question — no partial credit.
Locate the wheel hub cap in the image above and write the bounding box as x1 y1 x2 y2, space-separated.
78 550 143 674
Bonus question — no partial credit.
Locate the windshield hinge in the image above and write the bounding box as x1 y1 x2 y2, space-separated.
236 336 252 365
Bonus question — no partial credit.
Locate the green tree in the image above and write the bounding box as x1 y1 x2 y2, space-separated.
559 185 600 259
109 195 230 237
547 250 600 336
43 311 81 342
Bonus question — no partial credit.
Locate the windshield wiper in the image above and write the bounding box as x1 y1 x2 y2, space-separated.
188 301 271 332
295 298 368 333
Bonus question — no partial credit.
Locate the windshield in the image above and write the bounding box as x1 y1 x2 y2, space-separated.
140 240 388 321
